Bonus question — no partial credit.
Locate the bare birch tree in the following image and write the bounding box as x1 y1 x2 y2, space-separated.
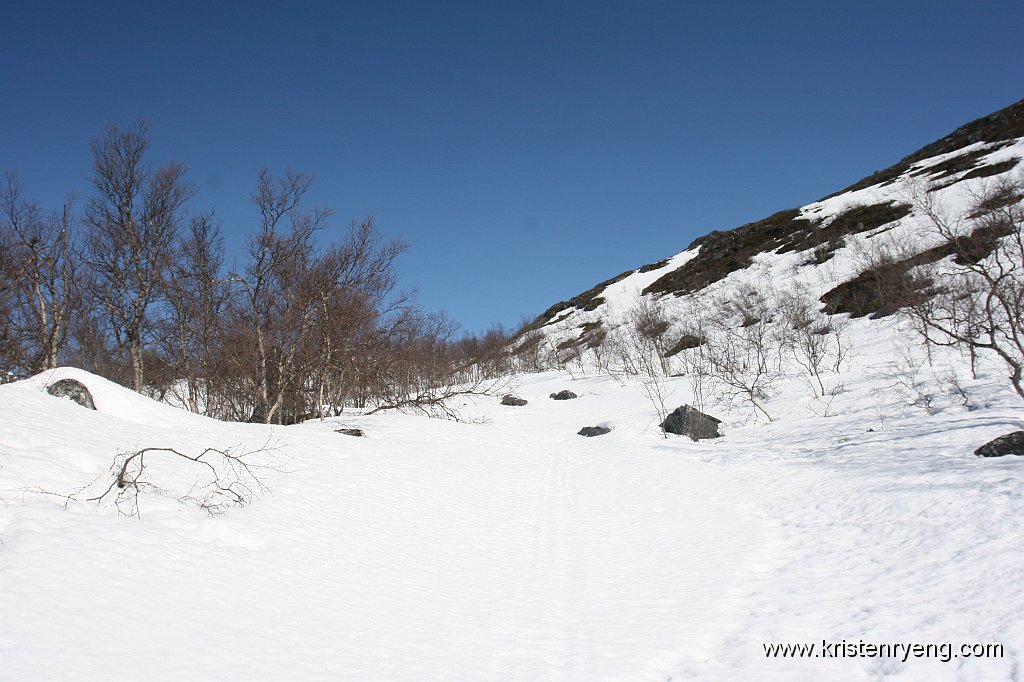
0 173 78 373
84 121 195 391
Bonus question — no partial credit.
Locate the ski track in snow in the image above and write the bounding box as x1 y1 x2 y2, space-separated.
0 367 1022 681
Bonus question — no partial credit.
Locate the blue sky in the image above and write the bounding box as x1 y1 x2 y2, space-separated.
2 0 1022 334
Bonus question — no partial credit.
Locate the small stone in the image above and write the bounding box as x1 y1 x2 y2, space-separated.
549 390 578 400
335 428 365 437
578 426 611 437
501 395 528 406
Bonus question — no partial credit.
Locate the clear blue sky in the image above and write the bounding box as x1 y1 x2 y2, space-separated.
2 0 1022 334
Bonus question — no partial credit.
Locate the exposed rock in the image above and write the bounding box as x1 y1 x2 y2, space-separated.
46 378 96 410
660 405 721 441
578 426 611 437
335 428 365 437
549 390 578 400
664 334 705 357
501 395 528 406
974 431 1024 457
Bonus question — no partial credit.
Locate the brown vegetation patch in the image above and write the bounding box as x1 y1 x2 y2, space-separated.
914 147 994 180
642 202 910 297
641 209 815 296
962 157 1020 181
820 222 1013 318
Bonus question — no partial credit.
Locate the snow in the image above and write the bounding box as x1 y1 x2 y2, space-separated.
1 358 1023 680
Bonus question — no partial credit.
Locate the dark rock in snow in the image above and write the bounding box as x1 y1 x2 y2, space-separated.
660 405 722 441
578 426 611 437
549 390 578 400
974 431 1024 457
501 395 528 406
46 378 96 410
335 428 365 437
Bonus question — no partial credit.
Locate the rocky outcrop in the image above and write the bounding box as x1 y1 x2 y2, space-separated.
975 431 1024 457
46 378 96 410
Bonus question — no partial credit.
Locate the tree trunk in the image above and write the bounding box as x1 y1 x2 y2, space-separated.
130 337 145 392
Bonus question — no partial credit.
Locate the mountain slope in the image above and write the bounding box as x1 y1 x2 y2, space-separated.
526 97 1024 342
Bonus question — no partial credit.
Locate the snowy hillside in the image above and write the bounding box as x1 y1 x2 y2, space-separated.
3 99 1024 681
525 99 1024 364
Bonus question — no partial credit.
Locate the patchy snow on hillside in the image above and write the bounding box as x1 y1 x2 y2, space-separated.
1 356 1022 680
530 138 1024 357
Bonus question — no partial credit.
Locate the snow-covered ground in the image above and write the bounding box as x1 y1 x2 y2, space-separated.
1 361 1022 681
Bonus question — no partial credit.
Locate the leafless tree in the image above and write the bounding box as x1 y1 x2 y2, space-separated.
0 173 78 374
363 309 509 419
83 121 195 391
903 176 1024 399
161 213 231 412
231 169 332 423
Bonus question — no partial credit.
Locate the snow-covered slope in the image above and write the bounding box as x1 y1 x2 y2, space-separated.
526 98 1024 356
1 368 1023 681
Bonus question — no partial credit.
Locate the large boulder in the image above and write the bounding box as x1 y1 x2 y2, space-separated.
578 426 611 437
46 378 96 410
501 395 528 406
549 390 578 400
975 431 1024 457
660 405 721 441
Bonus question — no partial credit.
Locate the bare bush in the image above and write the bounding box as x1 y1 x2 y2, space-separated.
777 283 850 396
702 283 785 422
85 443 273 517
670 298 714 415
903 176 1024 398
625 297 674 429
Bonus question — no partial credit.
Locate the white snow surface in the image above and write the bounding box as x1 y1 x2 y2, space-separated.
1 361 1023 681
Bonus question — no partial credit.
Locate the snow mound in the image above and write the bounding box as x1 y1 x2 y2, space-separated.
10 367 220 428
